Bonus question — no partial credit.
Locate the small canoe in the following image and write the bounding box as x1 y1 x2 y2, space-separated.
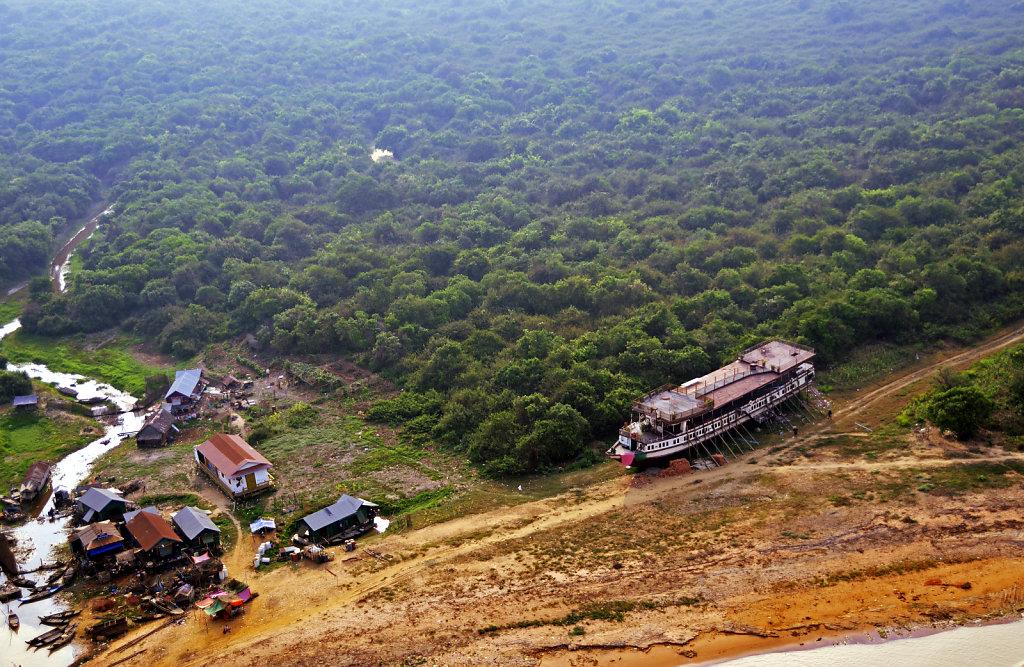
26 625 64 647
39 609 80 626
47 622 76 652
11 576 36 589
61 564 77 587
19 585 61 605
8 613 17 631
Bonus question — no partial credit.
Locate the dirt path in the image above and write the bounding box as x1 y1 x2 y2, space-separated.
832 322 1024 424
88 323 1024 667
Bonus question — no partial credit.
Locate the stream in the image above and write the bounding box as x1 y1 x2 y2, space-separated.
2 318 144 666
50 205 113 293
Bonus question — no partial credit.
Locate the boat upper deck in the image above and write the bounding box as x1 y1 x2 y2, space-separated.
632 341 815 424
633 385 709 423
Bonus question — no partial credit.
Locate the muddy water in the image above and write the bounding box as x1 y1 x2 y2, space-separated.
2 318 144 666
714 616 1024 666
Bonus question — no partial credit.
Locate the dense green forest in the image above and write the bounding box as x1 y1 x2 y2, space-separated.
4 0 1024 472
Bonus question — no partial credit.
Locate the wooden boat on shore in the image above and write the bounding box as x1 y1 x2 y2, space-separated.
8 612 17 631
39 609 80 626
11 576 36 589
19 585 61 605
26 624 64 647
87 616 128 639
47 622 76 651
0 583 20 602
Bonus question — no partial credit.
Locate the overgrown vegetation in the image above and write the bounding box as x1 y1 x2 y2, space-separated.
478 596 702 634
899 344 1024 439
3 0 1024 473
0 409 98 488
0 331 167 396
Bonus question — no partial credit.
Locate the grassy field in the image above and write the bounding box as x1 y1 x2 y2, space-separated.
0 300 21 325
0 330 170 396
0 408 100 488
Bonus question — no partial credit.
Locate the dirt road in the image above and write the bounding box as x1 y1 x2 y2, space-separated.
89 323 1024 667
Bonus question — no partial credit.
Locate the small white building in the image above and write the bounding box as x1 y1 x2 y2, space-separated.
193 434 274 499
164 368 204 414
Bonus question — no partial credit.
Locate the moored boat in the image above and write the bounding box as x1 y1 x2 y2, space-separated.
26 624 64 647
39 609 81 626
19 585 61 605
8 612 17 631
606 340 816 465
47 622 76 651
11 576 36 589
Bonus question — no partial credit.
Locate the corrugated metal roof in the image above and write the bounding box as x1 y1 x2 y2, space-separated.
70 521 122 552
300 495 377 532
12 394 38 406
195 434 272 478
173 506 221 541
123 505 160 523
165 368 202 399
126 510 182 551
140 412 175 436
78 487 126 512
22 461 50 487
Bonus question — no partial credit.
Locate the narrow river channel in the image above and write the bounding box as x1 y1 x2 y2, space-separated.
2 317 144 667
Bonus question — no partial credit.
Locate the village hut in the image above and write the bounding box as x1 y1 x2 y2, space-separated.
19 461 51 502
172 506 221 551
124 509 182 560
219 374 240 391
123 505 160 522
136 412 178 449
76 487 128 523
69 521 124 560
163 368 204 414
194 434 274 499
12 394 38 411
296 494 379 544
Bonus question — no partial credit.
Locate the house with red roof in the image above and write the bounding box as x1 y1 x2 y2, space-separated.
193 434 274 499
124 507 183 560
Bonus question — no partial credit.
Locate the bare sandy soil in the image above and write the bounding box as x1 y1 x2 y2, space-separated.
86 323 1024 667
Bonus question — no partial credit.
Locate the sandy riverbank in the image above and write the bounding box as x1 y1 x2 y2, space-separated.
83 323 1024 667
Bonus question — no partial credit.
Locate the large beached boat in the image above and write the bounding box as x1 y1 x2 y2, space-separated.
606 340 815 465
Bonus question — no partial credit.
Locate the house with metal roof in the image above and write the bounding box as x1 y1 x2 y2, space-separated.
296 494 379 544
76 487 128 523
123 505 160 523
124 509 182 559
172 506 221 550
163 368 204 414
19 461 50 502
193 434 274 499
136 412 178 449
69 521 124 560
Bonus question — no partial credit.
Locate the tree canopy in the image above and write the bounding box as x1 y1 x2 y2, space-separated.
4 0 1024 471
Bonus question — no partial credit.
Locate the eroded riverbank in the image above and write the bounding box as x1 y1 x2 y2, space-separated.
2 317 145 666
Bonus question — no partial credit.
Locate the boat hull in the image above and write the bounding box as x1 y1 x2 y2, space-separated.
608 364 814 465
